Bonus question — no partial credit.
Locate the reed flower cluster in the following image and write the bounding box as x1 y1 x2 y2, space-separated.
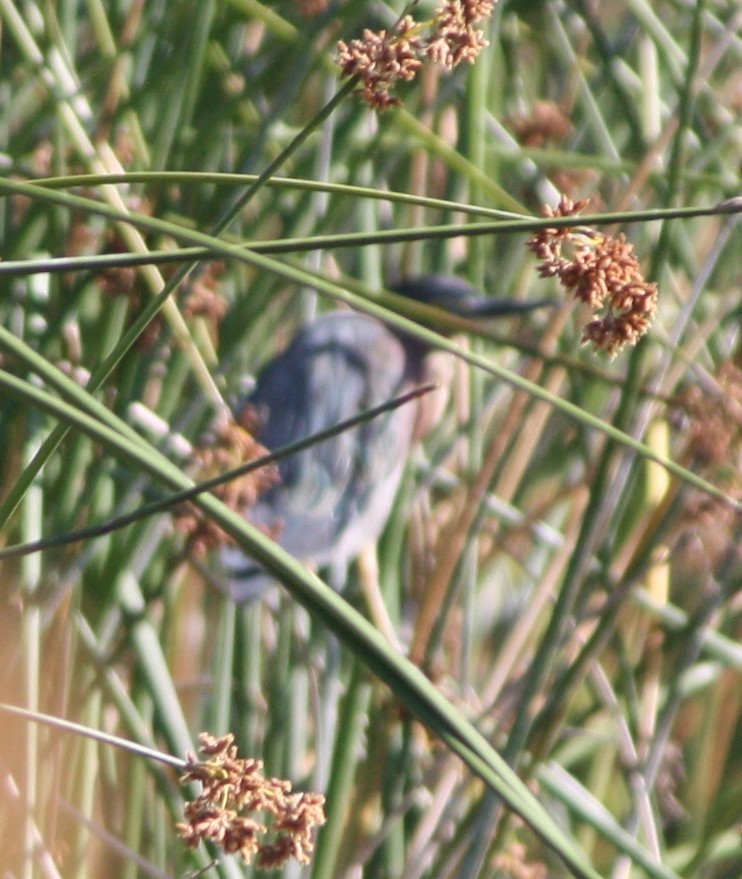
174 420 276 554
528 195 658 356
678 362 742 471
177 733 326 869
337 1 496 109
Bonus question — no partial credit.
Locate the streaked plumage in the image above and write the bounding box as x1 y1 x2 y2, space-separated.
222 276 549 600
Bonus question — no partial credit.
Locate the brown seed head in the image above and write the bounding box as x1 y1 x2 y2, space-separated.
527 197 658 355
177 733 326 870
336 2 497 108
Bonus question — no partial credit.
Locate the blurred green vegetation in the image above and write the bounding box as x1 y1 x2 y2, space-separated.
0 1 740 878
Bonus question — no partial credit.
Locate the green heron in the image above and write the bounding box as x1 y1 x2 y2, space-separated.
222 276 550 600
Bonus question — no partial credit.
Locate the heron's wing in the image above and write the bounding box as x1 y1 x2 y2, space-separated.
242 312 418 567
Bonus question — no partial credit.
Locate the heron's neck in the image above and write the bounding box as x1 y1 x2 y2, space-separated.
399 333 433 382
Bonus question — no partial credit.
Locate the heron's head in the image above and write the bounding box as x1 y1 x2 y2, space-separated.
385 276 554 436
391 275 554 319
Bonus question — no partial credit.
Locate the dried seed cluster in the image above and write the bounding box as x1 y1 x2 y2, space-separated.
678 362 742 471
177 733 326 870
174 420 277 554
507 100 574 148
182 263 229 323
670 362 741 573
528 195 658 356
337 1 496 109
493 840 548 879
296 0 329 16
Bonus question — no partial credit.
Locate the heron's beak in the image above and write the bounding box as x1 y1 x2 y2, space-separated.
452 295 557 318
391 275 556 321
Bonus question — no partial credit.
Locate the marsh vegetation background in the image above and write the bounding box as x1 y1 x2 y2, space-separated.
0 2 740 878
